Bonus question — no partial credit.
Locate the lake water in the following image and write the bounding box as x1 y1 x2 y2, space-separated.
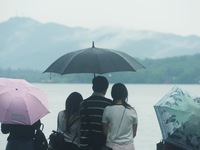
0 83 200 150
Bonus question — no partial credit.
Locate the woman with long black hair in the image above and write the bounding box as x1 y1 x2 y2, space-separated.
57 92 83 150
102 83 138 150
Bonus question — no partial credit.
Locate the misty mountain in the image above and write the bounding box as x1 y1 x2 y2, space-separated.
0 17 200 71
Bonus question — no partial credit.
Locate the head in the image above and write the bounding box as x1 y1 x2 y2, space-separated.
65 92 83 113
111 83 128 102
92 76 109 94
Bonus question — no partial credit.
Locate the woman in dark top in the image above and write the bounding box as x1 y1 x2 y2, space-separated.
1 120 41 150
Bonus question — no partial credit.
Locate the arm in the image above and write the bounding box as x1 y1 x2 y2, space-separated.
132 124 137 138
56 111 65 132
102 123 108 136
102 106 108 137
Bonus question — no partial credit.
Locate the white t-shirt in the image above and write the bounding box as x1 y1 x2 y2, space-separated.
57 110 80 146
102 105 138 144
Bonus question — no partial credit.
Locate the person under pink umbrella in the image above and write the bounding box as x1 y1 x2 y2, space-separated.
0 78 50 150
1 120 41 150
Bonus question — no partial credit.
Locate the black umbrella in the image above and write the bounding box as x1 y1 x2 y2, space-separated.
43 42 145 76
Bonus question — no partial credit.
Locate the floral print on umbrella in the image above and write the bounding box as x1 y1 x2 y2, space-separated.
154 86 200 150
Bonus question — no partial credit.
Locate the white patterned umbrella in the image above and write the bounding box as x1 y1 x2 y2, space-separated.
154 86 200 150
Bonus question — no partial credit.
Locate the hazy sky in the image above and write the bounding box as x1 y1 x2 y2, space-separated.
0 0 200 36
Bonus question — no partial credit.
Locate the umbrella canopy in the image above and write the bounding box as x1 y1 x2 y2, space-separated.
154 86 200 150
0 78 50 125
43 42 145 75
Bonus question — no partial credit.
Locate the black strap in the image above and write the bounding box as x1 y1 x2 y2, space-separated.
64 120 79 143
72 132 78 143
114 108 126 139
108 107 126 149
57 114 79 143
70 117 79 143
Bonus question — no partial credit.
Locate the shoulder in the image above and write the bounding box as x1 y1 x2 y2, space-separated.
32 120 41 129
131 107 137 114
104 97 113 103
105 105 111 110
80 100 87 108
85 95 111 101
58 110 65 114
127 107 138 118
58 110 65 117
1 124 11 133
127 106 137 112
84 96 112 105
103 106 111 117
104 105 114 113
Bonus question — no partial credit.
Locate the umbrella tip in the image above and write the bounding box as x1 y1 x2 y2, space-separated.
92 41 95 48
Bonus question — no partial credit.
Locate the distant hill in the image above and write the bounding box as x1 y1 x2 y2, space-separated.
0 17 200 71
1 54 200 84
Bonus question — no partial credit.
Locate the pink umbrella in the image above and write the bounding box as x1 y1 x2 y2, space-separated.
0 78 50 125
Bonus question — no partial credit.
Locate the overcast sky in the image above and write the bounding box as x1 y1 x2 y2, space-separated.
0 0 200 36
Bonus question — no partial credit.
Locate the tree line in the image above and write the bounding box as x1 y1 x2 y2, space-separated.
1 54 200 84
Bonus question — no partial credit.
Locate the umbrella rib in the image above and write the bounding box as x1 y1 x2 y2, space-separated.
43 44 145 75
1 93 13 123
113 50 145 70
0 78 49 125
154 86 200 150
61 49 86 74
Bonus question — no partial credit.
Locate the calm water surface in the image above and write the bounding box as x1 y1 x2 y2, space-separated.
0 84 200 150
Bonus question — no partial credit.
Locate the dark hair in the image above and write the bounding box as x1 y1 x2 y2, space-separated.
111 83 132 109
65 92 83 131
92 76 109 93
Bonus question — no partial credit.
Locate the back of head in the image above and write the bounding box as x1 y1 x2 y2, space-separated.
92 76 109 93
111 83 132 108
65 92 83 112
111 83 128 101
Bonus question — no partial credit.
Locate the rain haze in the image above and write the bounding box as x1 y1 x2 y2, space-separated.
0 0 200 70
0 1 200 150
0 0 200 36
